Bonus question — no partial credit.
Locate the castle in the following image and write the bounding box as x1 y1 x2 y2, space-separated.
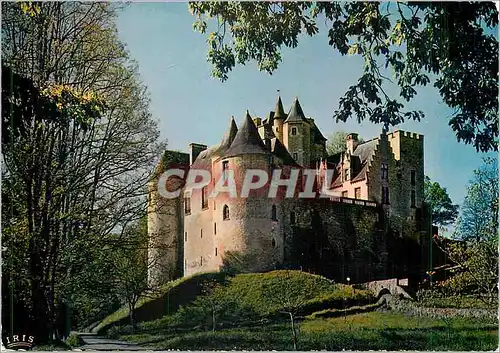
147 96 430 285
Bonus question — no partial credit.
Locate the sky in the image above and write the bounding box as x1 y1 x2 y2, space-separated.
116 3 497 219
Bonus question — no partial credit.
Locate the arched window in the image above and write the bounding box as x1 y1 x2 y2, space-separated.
223 205 230 220
272 238 276 247
271 205 277 221
291 127 297 136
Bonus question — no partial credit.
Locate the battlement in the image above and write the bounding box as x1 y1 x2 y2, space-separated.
388 130 424 141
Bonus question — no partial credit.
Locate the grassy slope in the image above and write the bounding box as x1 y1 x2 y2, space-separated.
119 311 498 351
95 270 374 333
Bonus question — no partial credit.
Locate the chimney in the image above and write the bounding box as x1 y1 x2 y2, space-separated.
189 143 207 165
346 133 359 154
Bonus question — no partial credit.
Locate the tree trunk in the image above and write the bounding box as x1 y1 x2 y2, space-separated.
212 308 216 333
129 303 136 329
289 312 297 351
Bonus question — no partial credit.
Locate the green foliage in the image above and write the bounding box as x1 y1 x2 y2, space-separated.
2 1 166 341
65 334 83 348
456 157 498 242
424 176 459 229
434 157 499 302
326 131 365 156
189 2 499 152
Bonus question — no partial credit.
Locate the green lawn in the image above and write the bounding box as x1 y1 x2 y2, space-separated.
96 270 375 334
117 311 498 351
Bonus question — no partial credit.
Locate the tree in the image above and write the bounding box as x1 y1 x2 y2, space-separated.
455 157 498 242
262 271 314 350
110 218 158 329
2 2 166 342
424 176 459 231
188 2 498 152
326 131 365 155
434 157 498 304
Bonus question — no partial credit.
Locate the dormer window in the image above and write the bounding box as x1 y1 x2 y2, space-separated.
291 127 297 136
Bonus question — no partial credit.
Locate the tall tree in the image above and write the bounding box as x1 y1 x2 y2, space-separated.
434 157 498 303
455 157 498 242
188 2 498 152
1 2 166 342
326 131 364 155
423 176 459 230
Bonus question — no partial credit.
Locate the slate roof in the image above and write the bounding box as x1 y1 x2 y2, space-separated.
273 96 286 120
284 97 308 123
271 137 300 166
192 117 238 169
307 118 327 143
223 111 270 158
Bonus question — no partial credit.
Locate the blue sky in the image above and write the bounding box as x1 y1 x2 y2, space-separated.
116 2 496 213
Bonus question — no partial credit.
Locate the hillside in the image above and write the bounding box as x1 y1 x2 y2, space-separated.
94 270 375 334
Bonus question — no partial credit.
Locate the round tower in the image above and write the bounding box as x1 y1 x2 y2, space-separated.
215 111 282 272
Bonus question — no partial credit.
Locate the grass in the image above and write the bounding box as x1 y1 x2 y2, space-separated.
96 270 374 333
116 311 497 351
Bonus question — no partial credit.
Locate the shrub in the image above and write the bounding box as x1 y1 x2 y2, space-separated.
65 334 84 348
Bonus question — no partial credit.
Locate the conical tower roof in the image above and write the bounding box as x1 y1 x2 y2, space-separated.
273 96 286 120
284 97 307 123
223 111 269 158
214 116 238 155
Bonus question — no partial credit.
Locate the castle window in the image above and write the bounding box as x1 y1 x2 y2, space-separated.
214 222 216 234
200 228 203 239
201 186 208 210
184 196 191 214
411 190 416 207
342 191 348 198
214 201 216 210
185 259 187 269
355 187 361 199
185 232 187 242
271 205 277 221
223 205 230 220
381 163 389 181
272 238 276 247
293 152 298 160
276 126 279 132
344 168 350 181
222 160 229 171
215 247 218 256
200 256 203 266
411 170 416 186
291 127 297 136
290 211 296 224
382 186 390 204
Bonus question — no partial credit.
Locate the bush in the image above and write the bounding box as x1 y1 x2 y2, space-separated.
65 334 84 348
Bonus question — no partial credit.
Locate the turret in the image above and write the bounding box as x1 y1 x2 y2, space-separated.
272 96 286 142
283 97 311 166
214 111 280 272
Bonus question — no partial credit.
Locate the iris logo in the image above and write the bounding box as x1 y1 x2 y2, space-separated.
3 334 35 350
